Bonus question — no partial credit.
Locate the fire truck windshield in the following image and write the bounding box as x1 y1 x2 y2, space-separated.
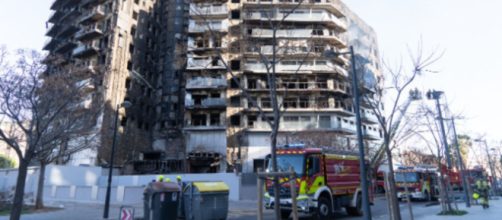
395 172 419 183
267 155 305 176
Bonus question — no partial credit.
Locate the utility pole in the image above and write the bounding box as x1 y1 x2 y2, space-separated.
426 90 452 168
450 118 470 207
426 90 454 211
483 142 499 196
325 46 372 220
349 46 372 220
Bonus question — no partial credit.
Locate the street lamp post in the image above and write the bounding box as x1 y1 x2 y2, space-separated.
103 101 132 219
325 46 371 220
474 139 500 196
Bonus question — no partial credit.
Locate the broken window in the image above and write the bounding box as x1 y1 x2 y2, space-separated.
261 98 271 108
231 10 241 19
210 113 220 125
230 60 241 70
192 114 207 126
230 96 241 107
299 97 309 108
230 115 241 126
248 115 257 127
230 77 240 89
248 78 257 89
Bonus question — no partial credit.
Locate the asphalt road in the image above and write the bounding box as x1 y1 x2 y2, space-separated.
228 195 441 220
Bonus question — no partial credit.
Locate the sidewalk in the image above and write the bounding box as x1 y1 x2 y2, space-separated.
414 198 502 220
0 200 261 220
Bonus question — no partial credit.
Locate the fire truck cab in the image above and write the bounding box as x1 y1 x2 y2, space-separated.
263 144 368 220
395 165 439 201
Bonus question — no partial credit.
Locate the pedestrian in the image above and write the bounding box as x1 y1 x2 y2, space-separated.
474 178 490 209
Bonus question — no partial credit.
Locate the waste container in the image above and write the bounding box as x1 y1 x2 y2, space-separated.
183 182 229 220
143 181 181 220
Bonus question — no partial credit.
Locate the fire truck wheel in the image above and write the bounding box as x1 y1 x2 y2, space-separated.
347 194 363 216
316 196 333 220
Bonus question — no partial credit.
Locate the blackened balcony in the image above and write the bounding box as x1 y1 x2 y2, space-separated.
185 98 227 109
79 6 106 24
54 40 78 54
186 77 227 90
57 24 79 38
46 23 62 37
75 24 104 41
62 0 80 8
81 0 108 8
72 43 99 58
43 38 58 51
48 10 64 23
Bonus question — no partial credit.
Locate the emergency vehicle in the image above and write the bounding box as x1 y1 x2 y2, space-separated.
395 165 439 201
263 144 370 219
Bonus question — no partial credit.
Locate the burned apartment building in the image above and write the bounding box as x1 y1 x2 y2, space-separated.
43 0 186 170
187 0 383 173
44 0 381 174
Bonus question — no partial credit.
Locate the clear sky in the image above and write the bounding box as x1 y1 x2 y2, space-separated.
343 0 502 144
1 0 501 143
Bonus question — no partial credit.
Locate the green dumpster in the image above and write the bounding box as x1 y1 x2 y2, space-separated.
184 182 229 220
143 181 181 220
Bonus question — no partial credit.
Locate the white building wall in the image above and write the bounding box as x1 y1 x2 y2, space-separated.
0 165 242 203
243 133 271 173
185 130 227 155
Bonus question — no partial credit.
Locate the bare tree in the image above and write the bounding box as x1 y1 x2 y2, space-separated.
412 103 462 213
363 42 443 220
0 48 100 220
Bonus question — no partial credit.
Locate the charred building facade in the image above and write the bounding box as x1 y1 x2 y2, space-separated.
44 0 381 173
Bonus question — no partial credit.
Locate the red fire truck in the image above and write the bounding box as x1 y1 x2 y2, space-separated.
263 145 369 219
439 164 463 190
395 165 440 201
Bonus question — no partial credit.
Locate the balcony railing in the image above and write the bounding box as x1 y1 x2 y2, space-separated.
79 5 106 24
81 0 107 7
54 40 77 53
56 24 80 38
48 10 64 23
188 20 228 33
189 4 228 16
187 57 226 70
72 43 99 58
43 38 58 51
244 10 346 29
185 98 227 108
46 23 61 37
243 60 348 76
249 28 346 45
187 37 227 51
362 127 380 140
186 77 227 89
361 111 378 124
75 24 104 41
247 117 356 132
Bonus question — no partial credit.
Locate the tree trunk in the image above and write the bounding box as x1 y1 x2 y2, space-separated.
35 162 46 209
10 159 29 220
384 140 402 220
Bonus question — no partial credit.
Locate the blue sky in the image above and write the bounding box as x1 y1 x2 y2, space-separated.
1 0 501 143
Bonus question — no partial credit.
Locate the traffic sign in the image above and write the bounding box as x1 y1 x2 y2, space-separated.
119 206 135 220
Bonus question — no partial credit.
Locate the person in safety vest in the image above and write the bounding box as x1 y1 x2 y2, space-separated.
474 178 490 209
